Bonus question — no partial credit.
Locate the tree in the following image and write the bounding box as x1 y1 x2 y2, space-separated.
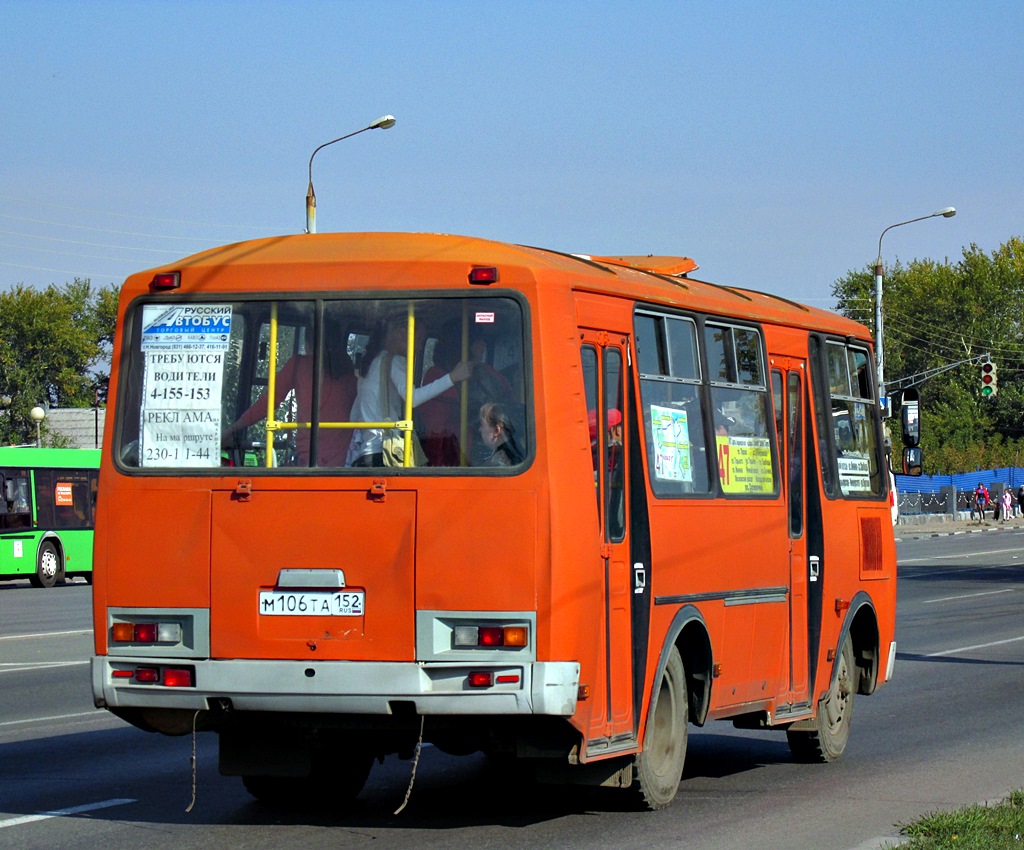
0 279 118 446
832 236 1024 474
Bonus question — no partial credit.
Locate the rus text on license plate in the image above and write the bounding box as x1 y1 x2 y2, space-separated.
258 590 365 616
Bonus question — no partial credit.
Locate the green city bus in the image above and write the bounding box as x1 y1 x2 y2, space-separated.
0 447 100 587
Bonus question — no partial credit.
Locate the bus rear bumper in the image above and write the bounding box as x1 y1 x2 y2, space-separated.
91 656 581 717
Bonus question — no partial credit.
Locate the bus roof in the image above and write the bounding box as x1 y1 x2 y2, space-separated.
0 446 101 469
126 231 869 340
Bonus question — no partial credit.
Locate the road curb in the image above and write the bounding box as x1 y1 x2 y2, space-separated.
895 524 1024 542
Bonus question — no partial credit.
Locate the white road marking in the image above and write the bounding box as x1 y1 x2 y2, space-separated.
0 629 90 641
0 660 90 675
0 710 107 728
923 588 1017 604
900 546 1023 565
925 635 1024 658
0 797 135 829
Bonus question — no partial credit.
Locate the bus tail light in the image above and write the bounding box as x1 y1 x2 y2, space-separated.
163 668 194 688
452 624 529 648
150 271 181 290
468 266 499 285
466 671 521 688
111 622 183 644
117 666 195 686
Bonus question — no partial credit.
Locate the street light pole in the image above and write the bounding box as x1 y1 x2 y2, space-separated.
305 114 396 234
29 405 45 448
874 206 956 414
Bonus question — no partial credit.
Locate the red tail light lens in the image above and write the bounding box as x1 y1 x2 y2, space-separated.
478 627 504 646
467 672 493 687
134 623 157 642
150 271 181 290
163 668 194 688
468 266 499 285
134 667 160 683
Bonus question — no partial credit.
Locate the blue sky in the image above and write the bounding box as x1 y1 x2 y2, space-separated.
2 1 1021 310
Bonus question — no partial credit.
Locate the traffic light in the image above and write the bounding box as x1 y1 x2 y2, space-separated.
981 360 998 397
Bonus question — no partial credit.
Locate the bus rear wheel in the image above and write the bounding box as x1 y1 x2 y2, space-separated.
633 644 688 810
787 635 855 763
30 541 63 589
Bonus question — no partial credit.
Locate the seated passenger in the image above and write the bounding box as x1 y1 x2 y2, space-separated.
478 401 524 467
228 333 356 467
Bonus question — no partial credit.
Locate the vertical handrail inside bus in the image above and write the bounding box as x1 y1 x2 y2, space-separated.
401 302 416 467
264 302 280 467
459 301 470 466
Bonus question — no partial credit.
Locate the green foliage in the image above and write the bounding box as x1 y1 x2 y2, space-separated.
0 279 118 446
833 236 1024 474
885 790 1024 849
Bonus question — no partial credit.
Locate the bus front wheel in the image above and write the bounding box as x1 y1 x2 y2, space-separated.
787 635 855 763
633 644 688 810
30 541 63 589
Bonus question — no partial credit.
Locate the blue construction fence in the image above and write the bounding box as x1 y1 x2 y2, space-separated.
894 468 1024 517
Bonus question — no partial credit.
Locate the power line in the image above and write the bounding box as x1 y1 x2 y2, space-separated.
0 259 123 279
0 230 184 255
0 194 268 231
0 212 219 243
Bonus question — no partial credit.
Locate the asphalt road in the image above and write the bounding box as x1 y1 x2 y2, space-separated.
1 530 1022 850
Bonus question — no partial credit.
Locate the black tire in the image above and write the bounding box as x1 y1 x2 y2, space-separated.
242 749 373 808
29 541 63 589
787 635 855 763
633 644 688 810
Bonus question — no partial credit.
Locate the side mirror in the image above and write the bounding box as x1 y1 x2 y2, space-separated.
901 388 920 447
902 447 923 476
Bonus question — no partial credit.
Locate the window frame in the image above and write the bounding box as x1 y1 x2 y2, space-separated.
810 334 885 501
113 290 533 476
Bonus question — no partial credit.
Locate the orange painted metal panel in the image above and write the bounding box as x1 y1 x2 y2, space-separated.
209 489 416 661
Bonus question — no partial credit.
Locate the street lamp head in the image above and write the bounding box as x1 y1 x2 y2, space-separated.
29 406 45 423
305 113 397 234
934 207 956 218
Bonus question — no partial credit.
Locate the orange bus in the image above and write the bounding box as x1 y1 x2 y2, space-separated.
91 232 898 809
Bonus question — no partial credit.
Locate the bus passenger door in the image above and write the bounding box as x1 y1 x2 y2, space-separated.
772 359 809 708
581 333 635 744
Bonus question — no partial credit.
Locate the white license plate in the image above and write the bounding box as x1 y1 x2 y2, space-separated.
258 590 365 617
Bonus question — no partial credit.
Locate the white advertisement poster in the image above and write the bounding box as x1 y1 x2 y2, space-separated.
139 305 232 468
838 455 872 494
650 405 693 483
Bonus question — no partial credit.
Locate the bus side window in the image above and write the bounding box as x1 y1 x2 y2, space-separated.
705 322 776 497
809 336 838 496
581 345 601 509
809 337 882 498
635 311 710 496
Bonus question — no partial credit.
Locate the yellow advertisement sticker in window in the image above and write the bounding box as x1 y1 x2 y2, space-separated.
717 435 773 494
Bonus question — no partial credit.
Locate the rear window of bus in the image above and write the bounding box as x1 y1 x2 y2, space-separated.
115 295 528 473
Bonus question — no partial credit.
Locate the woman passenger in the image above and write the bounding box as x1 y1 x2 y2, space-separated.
347 320 472 467
478 401 523 466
